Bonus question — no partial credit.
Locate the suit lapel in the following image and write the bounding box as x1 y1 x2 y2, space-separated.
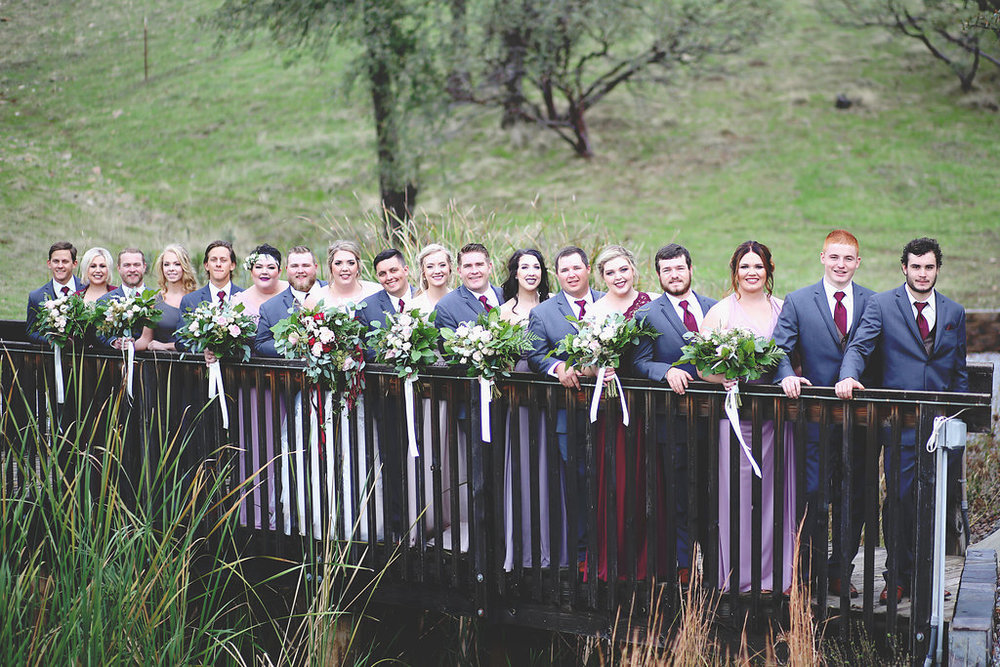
850 283 868 331
659 297 689 339
810 282 844 348
932 292 947 354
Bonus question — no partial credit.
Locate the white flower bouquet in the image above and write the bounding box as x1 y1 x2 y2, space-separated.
441 309 537 442
367 308 440 455
175 301 258 362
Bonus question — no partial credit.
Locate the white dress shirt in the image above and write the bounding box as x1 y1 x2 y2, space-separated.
212 281 233 306
470 285 501 310
51 277 80 296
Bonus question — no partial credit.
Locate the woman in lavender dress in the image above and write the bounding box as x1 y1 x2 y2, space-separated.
499 249 555 570
699 240 795 594
230 244 287 529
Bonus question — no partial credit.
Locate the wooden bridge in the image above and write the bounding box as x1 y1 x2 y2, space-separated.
0 324 994 659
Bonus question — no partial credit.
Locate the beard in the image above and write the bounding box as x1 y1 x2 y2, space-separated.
906 274 936 295
661 278 691 296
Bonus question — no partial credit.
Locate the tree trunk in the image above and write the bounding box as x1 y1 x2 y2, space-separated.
367 36 417 239
568 102 593 158
500 31 527 127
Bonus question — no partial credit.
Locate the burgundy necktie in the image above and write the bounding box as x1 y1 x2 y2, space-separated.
479 295 492 312
915 302 930 340
61 286 70 296
679 299 698 332
575 299 587 319
398 298 405 313
833 291 848 337
217 290 226 306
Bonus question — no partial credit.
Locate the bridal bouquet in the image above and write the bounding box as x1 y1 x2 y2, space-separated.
175 302 258 429
441 309 537 442
93 289 162 399
175 301 258 361
367 309 440 456
552 311 658 425
674 328 786 478
29 293 94 404
271 304 367 407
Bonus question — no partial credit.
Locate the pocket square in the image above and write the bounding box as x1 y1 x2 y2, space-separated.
945 324 954 331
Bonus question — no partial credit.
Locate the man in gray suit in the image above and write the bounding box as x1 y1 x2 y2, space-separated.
772 230 876 598
255 246 323 358
836 237 968 604
433 243 503 332
95 248 150 349
632 243 716 583
27 241 80 344
526 246 605 568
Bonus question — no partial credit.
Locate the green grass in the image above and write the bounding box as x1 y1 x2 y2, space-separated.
2 0 999 318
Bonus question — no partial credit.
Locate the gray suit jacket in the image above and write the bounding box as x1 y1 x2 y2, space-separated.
632 292 717 381
525 289 605 375
839 284 967 393
433 284 504 332
174 283 245 350
772 280 876 387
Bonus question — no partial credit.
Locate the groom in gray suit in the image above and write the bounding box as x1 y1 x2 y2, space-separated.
772 230 876 598
632 243 716 583
836 237 968 604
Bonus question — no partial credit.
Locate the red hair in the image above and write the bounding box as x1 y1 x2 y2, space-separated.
823 229 860 253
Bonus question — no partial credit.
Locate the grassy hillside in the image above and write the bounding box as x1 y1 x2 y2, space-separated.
2 0 999 319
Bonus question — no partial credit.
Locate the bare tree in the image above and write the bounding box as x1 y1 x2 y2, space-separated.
467 0 775 157
826 0 1000 92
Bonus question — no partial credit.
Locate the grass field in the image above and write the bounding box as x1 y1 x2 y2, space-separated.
2 0 999 319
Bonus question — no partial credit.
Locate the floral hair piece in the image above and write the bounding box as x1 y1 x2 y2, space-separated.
244 251 280 273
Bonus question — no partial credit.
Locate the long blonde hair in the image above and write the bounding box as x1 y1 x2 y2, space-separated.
414 243 454 291
154 244 198 294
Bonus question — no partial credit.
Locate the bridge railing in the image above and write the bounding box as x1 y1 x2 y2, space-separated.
0 334 993 654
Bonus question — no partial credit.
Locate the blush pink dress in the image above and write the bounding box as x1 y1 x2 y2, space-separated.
716 294 796 593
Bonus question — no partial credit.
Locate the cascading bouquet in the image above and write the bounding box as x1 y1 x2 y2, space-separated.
93 289 162 399
366 309 440 456
29 293 94 403
174 301 258 429
673 327 786 477
440 308 537 442
551 311 659 425
271 303 367 407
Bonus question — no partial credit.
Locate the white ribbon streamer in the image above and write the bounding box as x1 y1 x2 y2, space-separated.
125 340 136 400
404 376 420 457
53 342 65 404
207 360 228 430
479 376 493 443
724 384 762 478
588 368 630 426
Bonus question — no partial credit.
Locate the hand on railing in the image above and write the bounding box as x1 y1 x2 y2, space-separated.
111 335 134 351
780 375 813 399
665 367 694 395
835 377 865 399
555 361 582 390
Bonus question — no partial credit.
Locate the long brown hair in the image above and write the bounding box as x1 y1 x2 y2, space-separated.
728 240 774 297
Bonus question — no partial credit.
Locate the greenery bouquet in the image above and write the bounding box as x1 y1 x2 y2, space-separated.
552 311 658 425
29 293 94 403
175 301 258 429
441 308 537 442
674 327 786 478
367 308 440 456
93 289 162 399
